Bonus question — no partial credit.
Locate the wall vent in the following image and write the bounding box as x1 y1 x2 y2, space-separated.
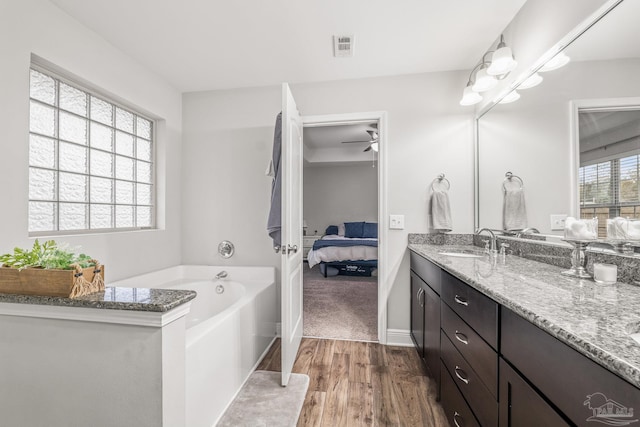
333 35 354 57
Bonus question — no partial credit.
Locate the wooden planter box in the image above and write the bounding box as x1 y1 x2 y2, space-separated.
0 265 105 298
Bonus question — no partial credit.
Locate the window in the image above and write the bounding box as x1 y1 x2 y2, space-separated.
579 154 640 236
28 67 155 234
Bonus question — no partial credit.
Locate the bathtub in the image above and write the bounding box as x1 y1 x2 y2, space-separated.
111 265 277 426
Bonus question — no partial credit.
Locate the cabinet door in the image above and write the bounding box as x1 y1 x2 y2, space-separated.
410 272 424 357
499 358 570 427
423 281 440 392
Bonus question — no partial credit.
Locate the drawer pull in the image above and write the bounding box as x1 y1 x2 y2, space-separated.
454 366 469 384
454 331 469 345
454 295 468 306
453 411 463 427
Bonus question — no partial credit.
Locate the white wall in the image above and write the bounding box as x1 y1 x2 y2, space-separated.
303 164 378 236
182 71 475 331
478 59 640 233
0 0 183 281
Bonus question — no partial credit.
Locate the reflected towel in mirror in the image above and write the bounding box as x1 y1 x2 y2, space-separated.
431 190 452 232
503 187 527 231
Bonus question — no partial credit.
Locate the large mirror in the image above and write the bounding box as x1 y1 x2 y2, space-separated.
476 0 640 240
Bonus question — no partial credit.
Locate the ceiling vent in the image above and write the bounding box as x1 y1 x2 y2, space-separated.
333 35 354 57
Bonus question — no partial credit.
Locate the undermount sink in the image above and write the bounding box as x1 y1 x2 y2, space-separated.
438 249 486 258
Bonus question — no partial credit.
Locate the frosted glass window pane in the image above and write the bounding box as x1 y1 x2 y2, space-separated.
116 205 134 228
136 161 151 183
136 138 151 161
137 206 151 227
59 111 87 145
116 131 134 157
116 108 134 133
136 184 152 205
90 96 113 125
59 203 87 230
91 204 112 229
29 168 56 200
90 150 113 177
60 83 87 117
115 180 134 204
90 122 113 151
59 172 87 202
90 177 113 203
136 117 151 139
30 135 56 168
30 70 56 105
59 142 87 173
115 156 134 180
30 101 56 137
29 202 56 232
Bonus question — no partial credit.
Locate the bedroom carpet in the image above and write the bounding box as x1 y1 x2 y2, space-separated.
217 370 309 427
303 264 378 341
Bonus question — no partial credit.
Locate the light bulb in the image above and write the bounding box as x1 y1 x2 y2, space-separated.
499 90 520 104
519 73 543 89
487 46 517 76
459 85 482 106
539 51 570 72
472 68 498 92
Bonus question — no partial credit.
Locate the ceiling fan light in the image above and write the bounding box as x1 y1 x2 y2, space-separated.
460 85 482 106
487 47 517 76
499 90 520 104
539 51 570 72
472 68 498 92
519 73 543 89
371 142 379 152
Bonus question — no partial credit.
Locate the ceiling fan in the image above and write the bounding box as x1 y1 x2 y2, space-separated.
341 129 379 152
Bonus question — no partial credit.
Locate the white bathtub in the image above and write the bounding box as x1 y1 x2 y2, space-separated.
111 265 277 427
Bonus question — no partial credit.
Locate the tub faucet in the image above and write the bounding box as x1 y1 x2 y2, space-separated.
214 271 228 280
476 228 498 255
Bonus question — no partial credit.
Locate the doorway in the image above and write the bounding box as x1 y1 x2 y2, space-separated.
301 112 388 343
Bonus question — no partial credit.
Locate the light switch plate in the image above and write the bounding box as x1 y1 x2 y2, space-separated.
550 214 568 231
390 214 405 229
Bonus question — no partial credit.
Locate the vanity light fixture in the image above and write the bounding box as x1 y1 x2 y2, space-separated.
499 90 520 104
539 51 570 72
518 72 543 89
459 34 516 106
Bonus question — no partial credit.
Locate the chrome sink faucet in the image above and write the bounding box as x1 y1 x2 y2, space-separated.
476 228 498 255
516 227 540 238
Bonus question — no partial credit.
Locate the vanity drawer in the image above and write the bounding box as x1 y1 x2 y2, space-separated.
441 303 497 397
502 308 640 426
441 270 498 349
440 361 481 427
441 330 498 427
410 251 441 295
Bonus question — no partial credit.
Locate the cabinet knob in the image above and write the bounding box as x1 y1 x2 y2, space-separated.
453 411 464 427
454 331 469 345
454 366 469 384
454 295 468 306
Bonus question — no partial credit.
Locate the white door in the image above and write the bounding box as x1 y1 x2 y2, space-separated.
281 83 304 386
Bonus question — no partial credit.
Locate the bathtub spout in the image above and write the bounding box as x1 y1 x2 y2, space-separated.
214 271 228 280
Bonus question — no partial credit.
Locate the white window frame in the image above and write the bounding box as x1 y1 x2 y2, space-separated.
28 63 156 236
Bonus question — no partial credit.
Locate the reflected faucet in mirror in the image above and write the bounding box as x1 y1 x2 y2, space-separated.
516 227 540 238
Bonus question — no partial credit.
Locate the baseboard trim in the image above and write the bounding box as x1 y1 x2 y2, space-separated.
386 329 413 347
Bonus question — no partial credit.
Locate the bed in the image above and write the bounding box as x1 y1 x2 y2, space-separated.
306 222 378 277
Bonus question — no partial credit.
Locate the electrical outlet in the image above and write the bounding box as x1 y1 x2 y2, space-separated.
390 214 405 230
550 214 568 231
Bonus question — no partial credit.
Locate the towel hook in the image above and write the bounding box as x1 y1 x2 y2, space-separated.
431 173 450 191
503 171 524 192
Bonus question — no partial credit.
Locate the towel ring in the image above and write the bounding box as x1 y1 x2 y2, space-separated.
502 171 524 192
431 173 450 191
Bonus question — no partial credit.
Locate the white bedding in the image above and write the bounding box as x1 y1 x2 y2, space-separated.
306 235 378 268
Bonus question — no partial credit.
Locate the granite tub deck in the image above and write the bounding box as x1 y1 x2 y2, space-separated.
0 287 197 311
409 243 640 389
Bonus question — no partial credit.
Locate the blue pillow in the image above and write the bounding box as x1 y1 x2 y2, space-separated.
325 225 338 235
344 221 365 238
363 222 378 238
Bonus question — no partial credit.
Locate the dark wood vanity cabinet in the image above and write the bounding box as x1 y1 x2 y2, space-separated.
410 252 442 393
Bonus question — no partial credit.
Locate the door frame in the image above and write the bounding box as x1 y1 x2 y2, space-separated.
302 111 389 344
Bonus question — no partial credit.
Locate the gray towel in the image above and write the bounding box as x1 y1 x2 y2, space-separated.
267 112 282 248
431 190 452 232
503 187 527 230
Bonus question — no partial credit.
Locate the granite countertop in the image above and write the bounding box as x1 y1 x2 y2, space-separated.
0 287 197 312
409 243 640 389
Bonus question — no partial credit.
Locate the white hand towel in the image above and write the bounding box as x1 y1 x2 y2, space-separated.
431 190 452 232
503 188 527 231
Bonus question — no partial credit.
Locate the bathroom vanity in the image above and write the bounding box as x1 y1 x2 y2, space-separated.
409 242 640 427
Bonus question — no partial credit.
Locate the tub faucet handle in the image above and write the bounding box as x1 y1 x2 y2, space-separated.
214 271 228 280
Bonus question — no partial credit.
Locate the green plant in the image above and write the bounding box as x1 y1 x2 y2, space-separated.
0 240 95 270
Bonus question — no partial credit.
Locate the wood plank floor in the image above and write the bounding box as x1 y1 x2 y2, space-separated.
257 338 449 426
